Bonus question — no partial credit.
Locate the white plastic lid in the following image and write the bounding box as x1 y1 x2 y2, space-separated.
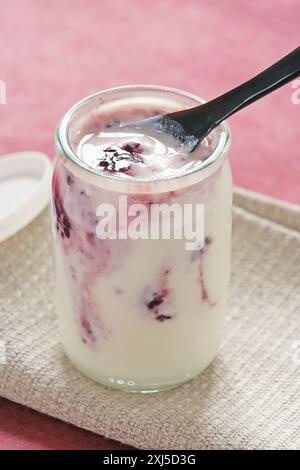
0 151 53 243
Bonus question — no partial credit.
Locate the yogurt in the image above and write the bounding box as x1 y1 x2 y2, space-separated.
53 86 232 392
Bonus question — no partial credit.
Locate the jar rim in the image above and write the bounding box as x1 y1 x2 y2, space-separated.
56 84 231 185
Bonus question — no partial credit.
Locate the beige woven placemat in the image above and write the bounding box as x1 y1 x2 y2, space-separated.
0 187 299 450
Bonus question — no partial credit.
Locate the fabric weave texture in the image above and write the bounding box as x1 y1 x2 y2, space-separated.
0 187 299 450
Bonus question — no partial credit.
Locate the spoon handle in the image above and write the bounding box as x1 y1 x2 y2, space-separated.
201 46 300 126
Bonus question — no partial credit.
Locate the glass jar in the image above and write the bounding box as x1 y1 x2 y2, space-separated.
53 85 232 393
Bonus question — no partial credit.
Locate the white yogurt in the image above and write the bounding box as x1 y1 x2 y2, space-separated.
53 87 232 392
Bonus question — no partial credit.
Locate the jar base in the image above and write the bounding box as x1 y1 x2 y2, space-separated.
63 347 217 393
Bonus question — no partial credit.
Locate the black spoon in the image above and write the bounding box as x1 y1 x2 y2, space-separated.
122 46 300 151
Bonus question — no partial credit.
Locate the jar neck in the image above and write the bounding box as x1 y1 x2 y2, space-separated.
56 85 231 194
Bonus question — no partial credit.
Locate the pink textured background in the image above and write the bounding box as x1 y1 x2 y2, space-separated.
0 0 299 450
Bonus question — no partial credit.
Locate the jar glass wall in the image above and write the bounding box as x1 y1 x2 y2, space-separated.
53 85 232 393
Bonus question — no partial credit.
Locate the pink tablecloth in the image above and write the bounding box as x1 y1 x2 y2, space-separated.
0 0 299 450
